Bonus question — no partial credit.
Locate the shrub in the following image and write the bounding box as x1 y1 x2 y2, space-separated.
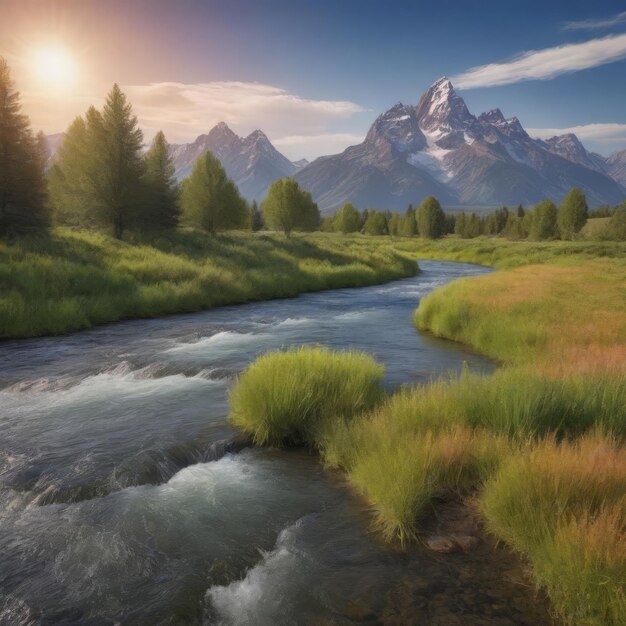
228 346 384 446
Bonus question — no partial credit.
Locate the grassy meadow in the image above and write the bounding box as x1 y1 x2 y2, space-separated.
230 235 626 626
0 228 416 339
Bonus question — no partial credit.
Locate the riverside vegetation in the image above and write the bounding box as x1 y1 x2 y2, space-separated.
0 230 416 338
3 49 626 623
229 238 626 626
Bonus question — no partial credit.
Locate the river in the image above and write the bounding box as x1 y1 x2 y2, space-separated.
0 260 552 625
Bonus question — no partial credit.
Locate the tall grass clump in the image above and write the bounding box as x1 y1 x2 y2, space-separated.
335 423 510 544
481 433 626 625
228 346 385 446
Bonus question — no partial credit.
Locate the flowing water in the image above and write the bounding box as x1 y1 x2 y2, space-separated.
0 261 551 625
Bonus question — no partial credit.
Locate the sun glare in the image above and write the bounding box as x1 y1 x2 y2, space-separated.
33 46 77 87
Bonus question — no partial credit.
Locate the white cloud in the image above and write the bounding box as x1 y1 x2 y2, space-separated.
452 33 626 88
563 11 626 31
123 81 365 145
273 132 365 160
528 123 626 143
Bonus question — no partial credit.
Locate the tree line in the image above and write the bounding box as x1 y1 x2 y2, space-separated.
0 57 319 240
322 191 626 241
2 56 624 242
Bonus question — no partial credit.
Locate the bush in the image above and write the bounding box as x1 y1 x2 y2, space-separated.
228 346 384 446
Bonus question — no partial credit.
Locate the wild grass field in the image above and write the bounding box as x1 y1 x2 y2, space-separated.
0 228 416 339
230 235 626 626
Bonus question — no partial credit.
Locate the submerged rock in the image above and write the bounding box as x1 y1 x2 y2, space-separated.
423 534 479 553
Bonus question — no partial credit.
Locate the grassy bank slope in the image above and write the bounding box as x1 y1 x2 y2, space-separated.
416 258 626 375
230 238 626 625
0 229 416 339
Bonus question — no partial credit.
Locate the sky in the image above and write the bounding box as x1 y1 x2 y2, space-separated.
2 0 626 160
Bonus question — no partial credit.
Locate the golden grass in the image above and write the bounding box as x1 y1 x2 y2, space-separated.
481 433 626 626
415 258 626 376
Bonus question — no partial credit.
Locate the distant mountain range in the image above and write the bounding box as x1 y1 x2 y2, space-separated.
45 78 626 212
295 77 626 212
168 123 307 201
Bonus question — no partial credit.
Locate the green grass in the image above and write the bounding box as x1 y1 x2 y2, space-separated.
0 229 417 339
229 346 385 446
481 434 626 626
223 235 626 625
395 236 626 269
318 368 626 543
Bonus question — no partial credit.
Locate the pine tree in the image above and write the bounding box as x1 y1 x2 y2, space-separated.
0 57 48 236
48 115 94 226
417 196 445 239
333 202 359 234
141 130 179 230
181 151 248 234
558 188 588 239
250 200 264 231
262 177 319 237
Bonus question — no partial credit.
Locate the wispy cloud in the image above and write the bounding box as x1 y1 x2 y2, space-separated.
124 81 365 144
563 11 626 31
528 123 626 144
452 33 626 88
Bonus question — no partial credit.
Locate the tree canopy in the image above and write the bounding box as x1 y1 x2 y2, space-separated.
262 177 320 236
334 202 359 234
417 196 445 239
181 151 249 234
558 188 588 239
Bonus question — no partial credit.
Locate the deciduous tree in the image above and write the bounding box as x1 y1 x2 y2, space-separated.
417 196 445 239
262 177 320 237
558 188 588 239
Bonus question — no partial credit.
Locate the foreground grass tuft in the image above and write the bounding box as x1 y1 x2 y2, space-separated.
228 346 385 446
481 434 626 626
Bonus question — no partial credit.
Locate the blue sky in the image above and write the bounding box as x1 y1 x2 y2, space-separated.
3 0 626 159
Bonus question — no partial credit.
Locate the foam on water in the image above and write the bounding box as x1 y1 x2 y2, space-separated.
167 331 268 351
273 317 314 328
207 519 308 626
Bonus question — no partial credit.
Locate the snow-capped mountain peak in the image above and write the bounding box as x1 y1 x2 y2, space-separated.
415 76 475 133
294 77 625 212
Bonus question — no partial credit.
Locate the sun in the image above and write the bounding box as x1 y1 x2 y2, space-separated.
32 46 77 87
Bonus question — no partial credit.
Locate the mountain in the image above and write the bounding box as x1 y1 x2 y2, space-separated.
169 122 298 201
295 77 625 213
606 150 626 188
540 133 608 174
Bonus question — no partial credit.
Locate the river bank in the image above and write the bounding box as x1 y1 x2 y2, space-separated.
0 229 416 339
1 260 516 624
230 239 626 625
